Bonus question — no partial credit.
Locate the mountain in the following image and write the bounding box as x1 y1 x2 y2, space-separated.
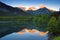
17 6 26 10
35 7 51 14
27 10 35 15
0 1 52 16
0 1 28 16
27 7 52 15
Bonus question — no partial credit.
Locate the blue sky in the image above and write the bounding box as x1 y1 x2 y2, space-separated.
0 0 60 11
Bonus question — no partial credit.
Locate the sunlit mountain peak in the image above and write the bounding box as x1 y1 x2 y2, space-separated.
17 5 56 11
27 6 37 10
39 4 46 8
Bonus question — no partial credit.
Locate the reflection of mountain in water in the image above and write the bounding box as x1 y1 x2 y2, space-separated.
18 29 48 36
0 30 48 40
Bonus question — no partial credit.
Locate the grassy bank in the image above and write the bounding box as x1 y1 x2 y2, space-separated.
53 36 60 40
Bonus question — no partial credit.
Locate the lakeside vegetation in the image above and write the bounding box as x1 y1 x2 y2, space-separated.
53 36 60 40
0 14 50 30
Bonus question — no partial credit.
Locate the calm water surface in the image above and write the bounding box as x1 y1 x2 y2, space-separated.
0 30 48 40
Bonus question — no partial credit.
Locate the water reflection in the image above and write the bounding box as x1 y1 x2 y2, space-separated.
18 29 48 36
0 29 48 40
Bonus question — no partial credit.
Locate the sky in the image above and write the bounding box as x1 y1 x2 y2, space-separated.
0 0 60 11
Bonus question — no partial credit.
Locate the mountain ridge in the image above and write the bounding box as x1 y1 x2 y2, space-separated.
0 1 28 16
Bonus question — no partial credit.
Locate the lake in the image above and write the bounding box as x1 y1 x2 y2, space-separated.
0 29 48 40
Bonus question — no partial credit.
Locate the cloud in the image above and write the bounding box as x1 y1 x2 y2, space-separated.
18 6 26 10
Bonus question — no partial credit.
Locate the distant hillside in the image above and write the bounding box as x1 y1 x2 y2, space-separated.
0 1 28 16
51 11 60 19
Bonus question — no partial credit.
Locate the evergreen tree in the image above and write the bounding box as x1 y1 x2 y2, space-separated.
47 16 57 33
56 16 60 33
